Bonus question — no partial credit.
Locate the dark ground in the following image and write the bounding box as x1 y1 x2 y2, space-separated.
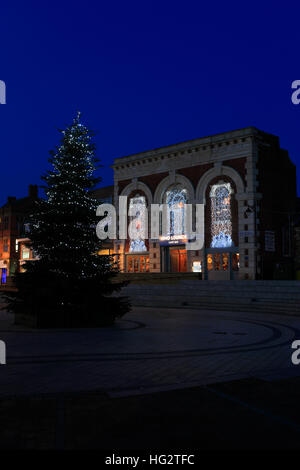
1 377 300 451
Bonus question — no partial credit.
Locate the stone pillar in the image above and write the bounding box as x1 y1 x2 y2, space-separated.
149 241 161 272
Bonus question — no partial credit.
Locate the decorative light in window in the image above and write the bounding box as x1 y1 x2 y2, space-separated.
165 185 187 236
192 261 202 272
210 183 233 248
129 195 147 253
22 247 30 259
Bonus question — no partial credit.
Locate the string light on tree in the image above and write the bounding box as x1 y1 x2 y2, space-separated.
6 112 130 326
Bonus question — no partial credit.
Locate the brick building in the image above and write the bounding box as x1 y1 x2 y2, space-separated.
0 184 115 284
0 185 38 284
111 127 296 280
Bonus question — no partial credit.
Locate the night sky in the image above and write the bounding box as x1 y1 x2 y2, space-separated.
1 1 300 205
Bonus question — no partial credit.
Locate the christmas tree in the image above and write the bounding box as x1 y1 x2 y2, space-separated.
7 113 130 327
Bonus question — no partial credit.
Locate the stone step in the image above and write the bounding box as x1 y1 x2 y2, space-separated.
180 280 300 285
119 280 300 314
128 296 300 307
130 293 300 305
125 283 300 292
122 288 300 301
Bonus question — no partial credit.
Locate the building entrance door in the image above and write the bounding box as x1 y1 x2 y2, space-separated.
170 248 187 273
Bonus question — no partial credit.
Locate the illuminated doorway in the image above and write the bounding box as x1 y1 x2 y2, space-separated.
169 248 187 273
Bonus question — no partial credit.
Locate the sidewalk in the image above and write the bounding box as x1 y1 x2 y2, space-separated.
0 306 300 398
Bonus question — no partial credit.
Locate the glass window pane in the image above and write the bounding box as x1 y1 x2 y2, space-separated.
207 254 213 271
222 253 229 271
232 253 240 271
22 248 30 259
140 256 146 272
214 253 221 271
127 256 133 272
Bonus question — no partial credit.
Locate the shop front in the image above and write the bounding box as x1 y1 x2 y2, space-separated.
204 249 239 280
125 253 150 273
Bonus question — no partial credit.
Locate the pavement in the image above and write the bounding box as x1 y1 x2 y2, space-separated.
1 303 300 450
0 304 300 398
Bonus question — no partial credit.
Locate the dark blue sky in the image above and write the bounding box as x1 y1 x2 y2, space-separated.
1 1 300 205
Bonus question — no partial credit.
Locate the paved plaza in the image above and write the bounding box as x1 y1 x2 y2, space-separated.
0 304 300 398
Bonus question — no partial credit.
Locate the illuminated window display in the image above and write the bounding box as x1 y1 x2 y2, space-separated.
222 253 229 271
232 253 240 271
165 185 187 236
214 252 221 270
210 183 233 248
192 261 202 272
126 255 149 272
129 195 147 253
207 254 213 271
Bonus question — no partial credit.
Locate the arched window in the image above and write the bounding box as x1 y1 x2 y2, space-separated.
128 194 147 252
164 184 187 236
210 182 233 248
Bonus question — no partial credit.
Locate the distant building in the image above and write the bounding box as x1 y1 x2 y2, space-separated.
15 237 38 273
0 185 38 284
0 184 115 285
112 127 297 280
91 185 115 258
90 185 114 205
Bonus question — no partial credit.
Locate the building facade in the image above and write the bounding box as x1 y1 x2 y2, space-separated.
0 185 38 285
111 127 296 280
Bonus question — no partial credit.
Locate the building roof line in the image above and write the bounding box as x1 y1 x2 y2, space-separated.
112 126 277 165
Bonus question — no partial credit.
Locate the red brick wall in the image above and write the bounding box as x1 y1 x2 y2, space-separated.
178 164 213 189
223 157 247 185
118 173 169 197
118 179 131 194
139 172 168 194
118 159 245 196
